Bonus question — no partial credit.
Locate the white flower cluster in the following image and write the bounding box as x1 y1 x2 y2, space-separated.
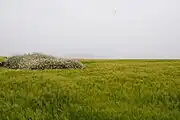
1 53 84 70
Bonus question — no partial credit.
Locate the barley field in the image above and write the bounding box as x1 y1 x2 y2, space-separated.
0 57 180 120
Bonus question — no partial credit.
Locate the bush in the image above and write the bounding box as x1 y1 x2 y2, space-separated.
1 53 84 70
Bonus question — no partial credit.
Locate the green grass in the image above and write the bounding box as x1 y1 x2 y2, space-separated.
0 58 180 120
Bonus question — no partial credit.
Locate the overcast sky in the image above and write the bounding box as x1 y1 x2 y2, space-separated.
0 0 180 58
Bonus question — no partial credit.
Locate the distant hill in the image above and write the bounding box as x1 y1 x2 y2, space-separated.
61 54 97 59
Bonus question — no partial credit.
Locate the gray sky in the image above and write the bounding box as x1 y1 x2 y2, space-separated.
0 0 180 58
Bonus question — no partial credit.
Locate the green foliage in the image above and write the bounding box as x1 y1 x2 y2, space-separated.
1 53 84 70
0 56 7 62
0 60 180 119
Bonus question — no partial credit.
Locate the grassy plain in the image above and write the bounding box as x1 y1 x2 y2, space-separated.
0 57 180 119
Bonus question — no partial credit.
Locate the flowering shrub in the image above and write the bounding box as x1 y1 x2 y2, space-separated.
1 53 84 70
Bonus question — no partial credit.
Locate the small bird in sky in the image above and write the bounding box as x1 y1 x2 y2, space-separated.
114 8 117 14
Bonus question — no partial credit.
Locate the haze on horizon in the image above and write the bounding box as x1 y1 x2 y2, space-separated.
0 0 180 59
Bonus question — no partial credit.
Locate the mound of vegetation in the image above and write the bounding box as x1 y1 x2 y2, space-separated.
0 53 84 70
